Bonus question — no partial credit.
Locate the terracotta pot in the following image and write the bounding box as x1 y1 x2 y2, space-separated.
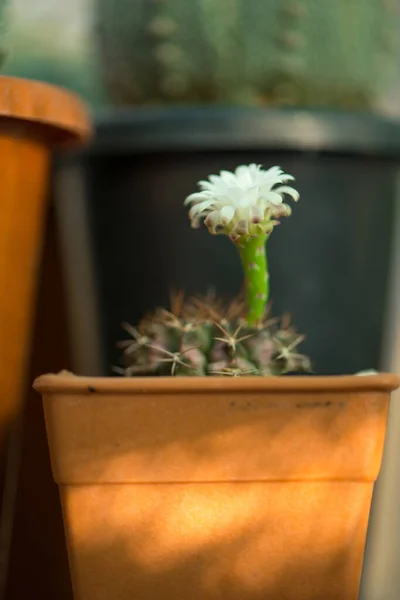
0 76 90 455
34 372 399 600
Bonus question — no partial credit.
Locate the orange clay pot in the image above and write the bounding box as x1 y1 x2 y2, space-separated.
0 76 90 453
34 373 399 600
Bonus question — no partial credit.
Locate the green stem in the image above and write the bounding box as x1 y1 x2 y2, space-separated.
237 234 269 326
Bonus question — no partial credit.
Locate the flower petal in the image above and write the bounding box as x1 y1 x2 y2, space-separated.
198 180 214 191
247 185 260 204
190 214 202 229
250 205 264 223
220 170 238 186
222 187 242 204
258 196 269 211
235 165 250 178
275 185 300 202
189 199 215 218
204 210 222 233
264 191 283 205
235 165 252 187
248 163 262 175
239 196 252 208
263 166 283 180
184 192 210 205
220 205 235 224
238 186 258 208
271 203 292 218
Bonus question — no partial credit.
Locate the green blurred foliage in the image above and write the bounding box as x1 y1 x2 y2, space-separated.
3 52 106 107
96 0 400 110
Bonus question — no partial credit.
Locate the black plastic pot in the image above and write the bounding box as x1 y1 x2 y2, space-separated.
53 107 400 376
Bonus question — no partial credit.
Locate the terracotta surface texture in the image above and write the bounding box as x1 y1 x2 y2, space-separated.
35 373 399 600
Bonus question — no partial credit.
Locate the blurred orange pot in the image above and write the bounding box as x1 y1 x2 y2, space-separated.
0 76 90 456
34 372 399 600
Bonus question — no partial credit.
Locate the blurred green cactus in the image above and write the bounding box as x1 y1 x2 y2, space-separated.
0 0 10 69
96 0 400 109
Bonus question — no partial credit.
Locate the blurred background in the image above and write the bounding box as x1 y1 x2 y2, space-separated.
2 0 400 598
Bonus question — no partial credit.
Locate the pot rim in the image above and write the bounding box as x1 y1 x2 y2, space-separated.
0 75 91 144
81 107 400 157
34 372 400 395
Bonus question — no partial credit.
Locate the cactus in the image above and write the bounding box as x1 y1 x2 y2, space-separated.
0 0 10 69
96 0 399 109
116 293 311 377
116 163 310 377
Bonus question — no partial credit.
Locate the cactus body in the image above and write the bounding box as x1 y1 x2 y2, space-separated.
117 294 311 377
96 0 399 109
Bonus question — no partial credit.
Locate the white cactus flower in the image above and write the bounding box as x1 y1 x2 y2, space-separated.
184 164 299 239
